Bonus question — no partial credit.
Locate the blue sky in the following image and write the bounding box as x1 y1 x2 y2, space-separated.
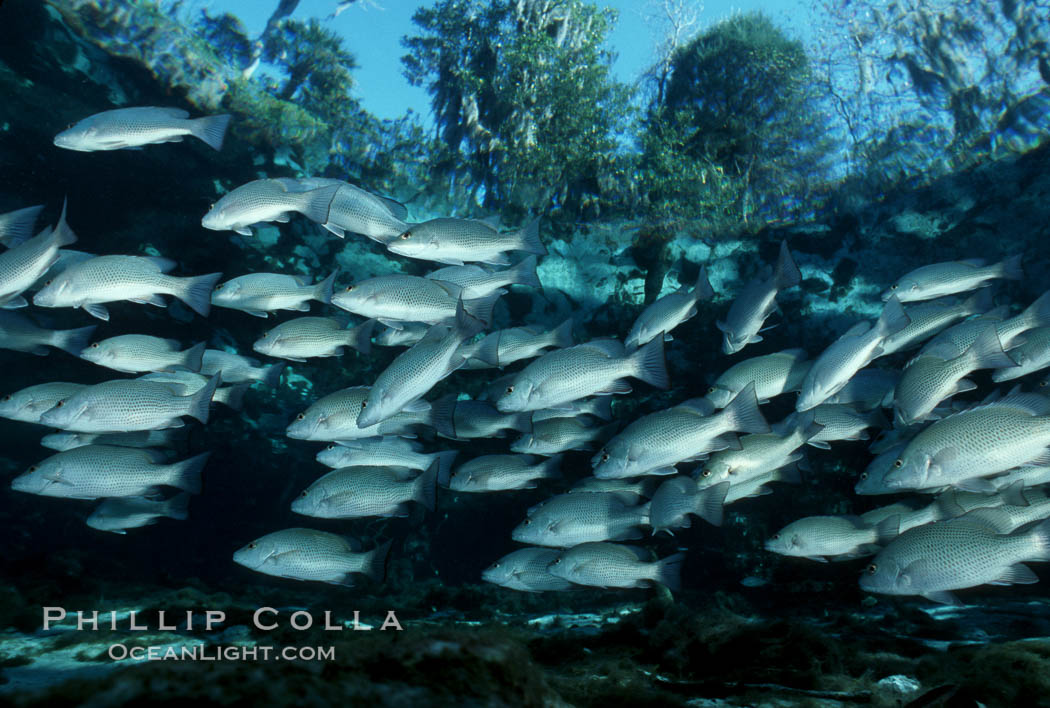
196 0 814 123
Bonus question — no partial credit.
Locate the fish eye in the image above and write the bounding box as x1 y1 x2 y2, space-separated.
523 519 531 526
44 280 52 287
506 386 514 394
399 231 411 240
299 491 308 498
28 466 37 473
601 452 609 462
551 558 561 565
702 468 712 478
214 283 224 290
492 562 500 568
54 401 64 408
247 542 257 549
1041 380 1049 388
344 285 355 292
262 331 269 338
1 395 9 402
771 533 779 540
893 459 903 468
326 444 336 450
859 472 868 480
890 284 898 290
90 343 99 349
360 400 368 408
867 563 878 574
296 413 305 421
707 386 716 394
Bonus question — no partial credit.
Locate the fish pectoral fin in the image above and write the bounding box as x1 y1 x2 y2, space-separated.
953 477 997 494
750 334 764 343
991 564 1040 585
274 214 291 223
42 471 74 486
83 303 110 321
595 380 632 395
663 333 674 341
282 356 308 362
378 319 405 330
235 227 254 236
920 590 961 605
804 555 830 563
323 223 346 238
806 440 832 450
244 310 270 318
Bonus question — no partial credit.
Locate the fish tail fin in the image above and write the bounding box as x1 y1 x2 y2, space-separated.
721 381 770 435
177 272 223 317
429 394 458 441
1019 290 1050 331
540 454 563 480
430 450 459 487
875 295 910 338
963 288 995 315
629 337 670 390
297 184 341 225
0 203 44 247
315 270 339 305
1025 517 1050 561
966 324 1016 370
189 114 232 151
361 540 391 583
549 318 574 348
347 318 374 355
187 373 221 424
696 481 729 527
163 492 192 521
51 324 96 356
774 240 801 290
470 332 501 368
997 253 1024 281
874 514 901 545
515 216 545 256
463 290 503 327
261 362 286 388
169 452 209 495
508 254 541 288
655 552 686 592
216 383 250 411
183 342 206 372
414 458 439 511
52 198 77 247
693 265 714 300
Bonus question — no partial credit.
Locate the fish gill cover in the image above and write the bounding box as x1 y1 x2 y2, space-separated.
2 0 1050 705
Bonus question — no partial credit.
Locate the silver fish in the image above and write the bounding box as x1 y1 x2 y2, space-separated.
448 454 561 492
41 428 187 452
964 488 1050 534
718 240 801 355
317 441 456 480
854 442 909 495
511 492 650 547
138 371 248 411
0 203 76 309
796 296 910 411
201 179 339 236
568 477 659 500
87 493 191 534
893 324 1015 425
625 266 713 350
511 417 614 456
879 291 992 357
201 350 285 387
882 254 1023 303
649 477 729 533
38 375 219 432
80 335 205 374
0 311 95 356
357 305 483 428
387 216 545 266
547 542 685 591
699 413 821 488
286 385 444 442
496 338 669 413
54 107 231 151
705 349 811 409
233 529 389 586
291 463 438 519
425 255 540 299
482 548 574 592
279 177 408 243
253 317 373 361
860 514 1050 604
792 404 888 449
885 391 1050 493
30 249 96 292
592 383 768 479
0 204 43 247
211 271 336 317
429 397 531 440
765 515 899 561
11 445 207 499
374 322 430 347
531 396 613 423
0 382 88 423
460 319 574 370
33 255 222 321
332 273 501 328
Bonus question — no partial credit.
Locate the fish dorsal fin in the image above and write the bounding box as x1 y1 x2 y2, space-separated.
578 339 625 359
842 321 871 338
378 196 408 220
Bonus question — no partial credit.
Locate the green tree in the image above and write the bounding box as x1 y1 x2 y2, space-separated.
402 0 633 220
640 12 835 234
262 18 360 121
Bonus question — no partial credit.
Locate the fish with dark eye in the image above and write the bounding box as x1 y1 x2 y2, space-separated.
54 107 231 152
448 454 561 492
201 178 340 236
80 335 206 374
211 271 337 318
387 216 545 266
291 462 438 519
0 201 77 310
881 254 1023 303
482 548 574 592
252 317 373 362
625 266 713 351
546 542 685 591
87 493 191 534
233 529 390 586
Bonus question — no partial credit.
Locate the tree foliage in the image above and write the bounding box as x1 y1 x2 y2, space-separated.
402 0 633 220
639 12 835 235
